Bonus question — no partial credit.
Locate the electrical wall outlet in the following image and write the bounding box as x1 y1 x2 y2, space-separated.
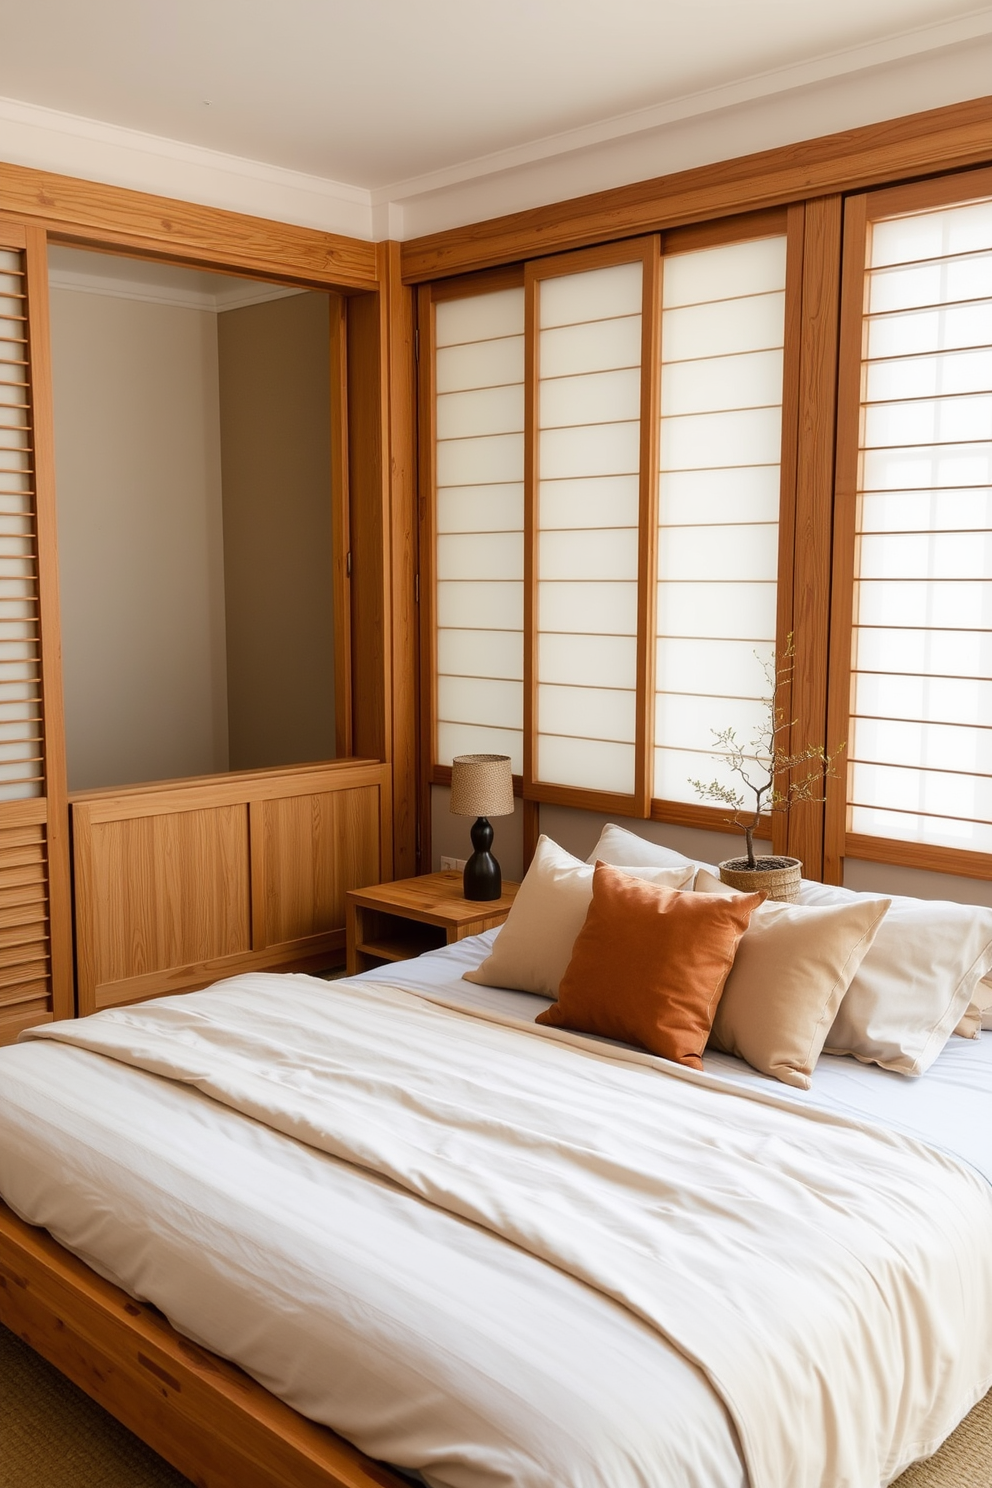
440 856 467 871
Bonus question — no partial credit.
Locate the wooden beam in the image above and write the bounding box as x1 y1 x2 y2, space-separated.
0 158 376 289
401 93 992 282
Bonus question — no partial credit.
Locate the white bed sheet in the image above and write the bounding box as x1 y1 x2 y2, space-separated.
372 930 992 1186
0 931 990 1488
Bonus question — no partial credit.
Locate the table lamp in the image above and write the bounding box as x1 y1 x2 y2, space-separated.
449 753 514 901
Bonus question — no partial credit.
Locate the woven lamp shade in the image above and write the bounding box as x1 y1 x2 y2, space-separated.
449 755 514 818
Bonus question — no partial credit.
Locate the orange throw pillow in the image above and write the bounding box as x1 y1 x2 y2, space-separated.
536 863 763 1068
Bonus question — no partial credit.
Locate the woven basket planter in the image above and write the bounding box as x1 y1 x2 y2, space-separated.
718 855 802 903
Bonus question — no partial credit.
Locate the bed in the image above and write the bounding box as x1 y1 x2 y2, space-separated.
2 917 992 1488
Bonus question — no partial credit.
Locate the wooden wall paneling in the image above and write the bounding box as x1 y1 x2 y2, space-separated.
72 761 390 1013
380 242 419 880
0 160 376 289
330 292 353 758
784 197 843 880
23 225 73 1021
401 94 992 282
417 285 438 873
634 238 662 818
252 785 381 948
74 801 251 1013
0 1201 408 1488
824 193 870 885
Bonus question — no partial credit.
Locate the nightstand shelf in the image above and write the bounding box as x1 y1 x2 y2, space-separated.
346 870 518 976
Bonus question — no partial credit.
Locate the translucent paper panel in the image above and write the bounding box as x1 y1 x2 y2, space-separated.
434 287 526 769
535 259 644 795
848 197 992 850
655 235 786 804
0 249 41 801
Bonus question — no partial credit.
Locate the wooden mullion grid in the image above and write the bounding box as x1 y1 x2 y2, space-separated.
523 236 658 819
417 283 439 871
824 191 869 886
827 168 992 885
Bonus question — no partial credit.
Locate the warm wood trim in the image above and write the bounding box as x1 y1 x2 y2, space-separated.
22 226 73 1021
380 242 419 879
634 239 662 817
0 798 47 828
330 293 353 757
661 206 789 256
784 197 843 881
522 799 540 871
70 759 389 823
844 833 992 882
0 221 26 249
650 797 773 840
522 259 539 797
863 160 992 221
92 934 346 1012
346 292 388 772
0 159 376 289
824 192 870 885
523 780 644 817
428 264 525 300
401 93 992 282
0 1200 406 1488
417 285 438 873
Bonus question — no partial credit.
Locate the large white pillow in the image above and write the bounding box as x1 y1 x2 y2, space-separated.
799 880 992 1076
694 870 891 1089
464 835 694 999
586 822 719 879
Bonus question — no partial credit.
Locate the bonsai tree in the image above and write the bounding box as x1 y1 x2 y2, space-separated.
689 639 842 869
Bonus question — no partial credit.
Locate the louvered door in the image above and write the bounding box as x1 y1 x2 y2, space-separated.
0 224 70 1042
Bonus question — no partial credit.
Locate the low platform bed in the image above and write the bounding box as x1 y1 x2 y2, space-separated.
0 1199 404 1488
3 910 992 1488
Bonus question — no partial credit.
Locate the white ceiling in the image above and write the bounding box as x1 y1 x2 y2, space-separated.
1 2 992 240
1 0 991 190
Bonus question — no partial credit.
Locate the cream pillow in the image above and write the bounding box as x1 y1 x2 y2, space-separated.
586 822 719 878
694 870 891 1089
798 880 992 1075
955 980 992 1038
464 835 693 999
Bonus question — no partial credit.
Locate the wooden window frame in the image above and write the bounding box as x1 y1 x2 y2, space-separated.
418 209 842 862
827 162 992 883
524 236 660 819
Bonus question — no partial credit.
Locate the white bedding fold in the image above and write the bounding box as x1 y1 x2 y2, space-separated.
25 973 992 1488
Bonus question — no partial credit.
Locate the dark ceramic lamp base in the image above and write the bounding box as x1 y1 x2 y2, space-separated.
463 816 502 901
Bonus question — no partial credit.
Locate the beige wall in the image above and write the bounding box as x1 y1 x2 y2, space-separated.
217 292 335 771
50 287 229 792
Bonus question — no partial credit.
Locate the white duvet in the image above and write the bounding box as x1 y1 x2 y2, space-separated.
2 965 992 1488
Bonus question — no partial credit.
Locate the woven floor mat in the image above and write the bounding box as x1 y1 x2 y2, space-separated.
2 1319 990 1486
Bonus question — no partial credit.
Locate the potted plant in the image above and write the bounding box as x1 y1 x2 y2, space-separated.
689 641 841 902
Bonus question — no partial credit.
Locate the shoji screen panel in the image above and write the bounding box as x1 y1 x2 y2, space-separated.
431 280 525 775
653 233 788 812
0 226 70 1041
835 175 992 871
527 241 659 811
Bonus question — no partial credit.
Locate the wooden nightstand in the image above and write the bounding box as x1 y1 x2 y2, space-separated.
346 871 519 976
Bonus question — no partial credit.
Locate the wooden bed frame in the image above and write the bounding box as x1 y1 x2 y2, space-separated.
0 1199 408 1488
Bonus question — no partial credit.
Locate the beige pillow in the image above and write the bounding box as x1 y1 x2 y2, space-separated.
955 980 992 1038
464 835 693 999
586 822 719 878
799 881 992 1075
694 870 891 1089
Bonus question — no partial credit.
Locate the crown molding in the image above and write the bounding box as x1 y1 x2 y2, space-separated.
0 94 373 240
